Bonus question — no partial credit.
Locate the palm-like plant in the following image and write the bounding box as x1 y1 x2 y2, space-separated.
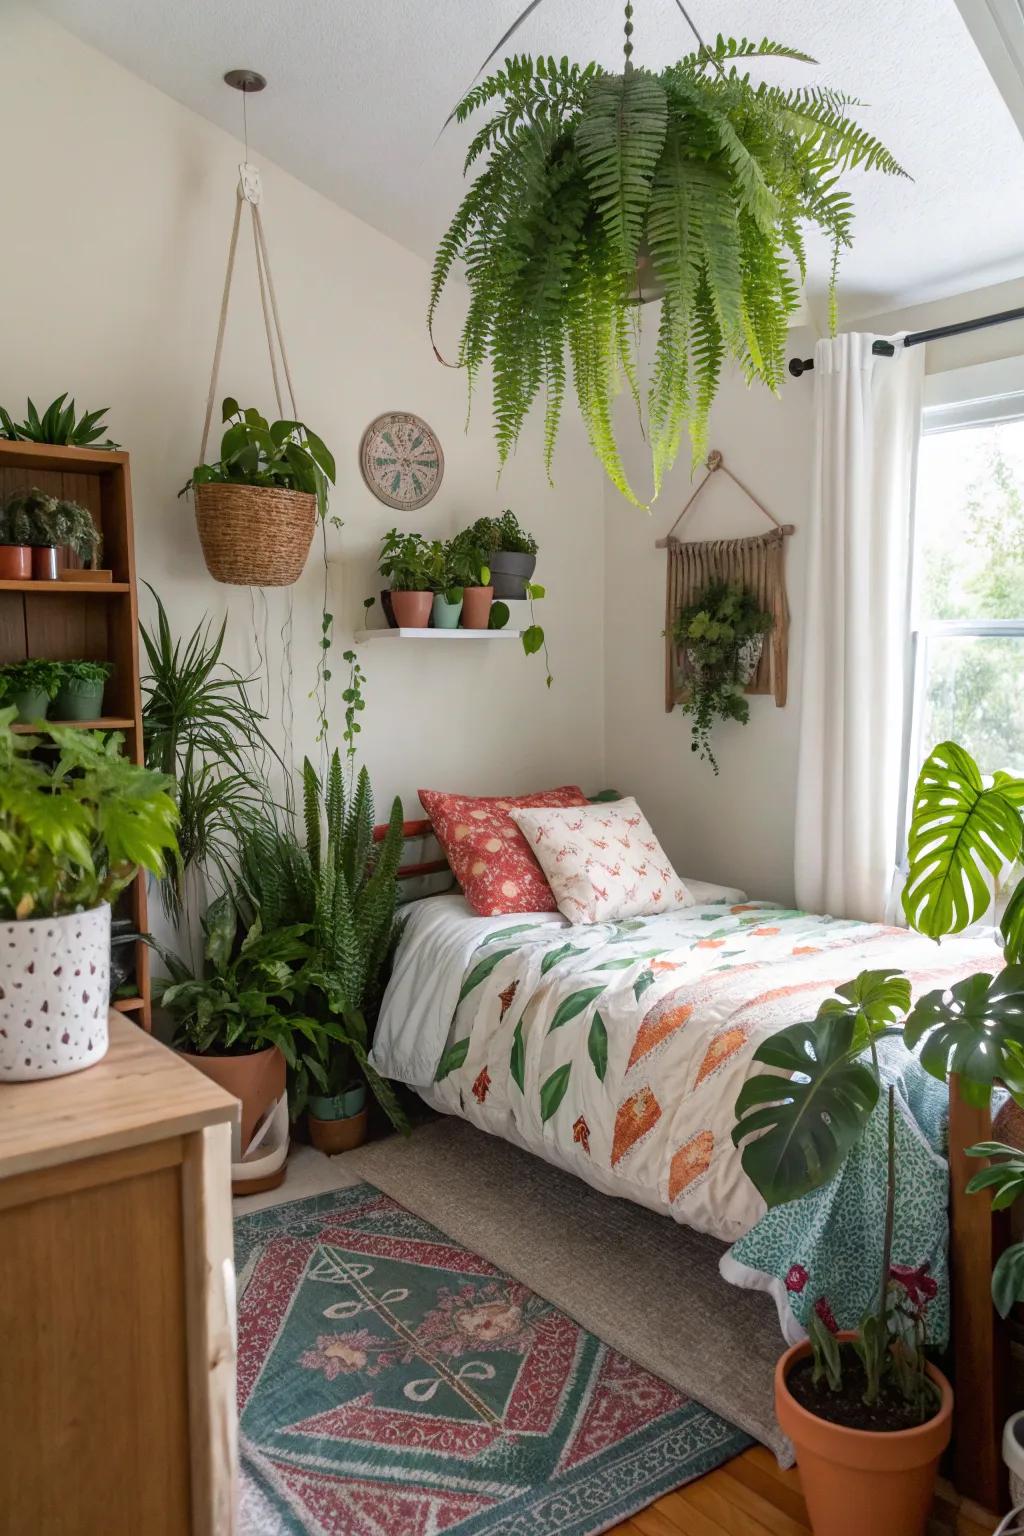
239 753 409 1129
431 34 906 506
140 585 280 927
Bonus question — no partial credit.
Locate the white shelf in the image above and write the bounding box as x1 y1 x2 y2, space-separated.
354 627 522 643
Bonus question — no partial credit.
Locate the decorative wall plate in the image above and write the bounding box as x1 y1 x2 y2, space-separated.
359 412 444 511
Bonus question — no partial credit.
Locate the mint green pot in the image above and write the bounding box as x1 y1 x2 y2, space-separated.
308 1083 367 1121
432 593 463 629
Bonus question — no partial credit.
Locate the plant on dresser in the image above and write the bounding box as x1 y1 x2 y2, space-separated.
0 711 178 1082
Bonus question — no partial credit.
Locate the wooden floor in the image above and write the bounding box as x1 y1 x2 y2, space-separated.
607 1444 995 1536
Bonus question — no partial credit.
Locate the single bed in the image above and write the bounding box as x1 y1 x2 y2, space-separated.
369 818 1011 1506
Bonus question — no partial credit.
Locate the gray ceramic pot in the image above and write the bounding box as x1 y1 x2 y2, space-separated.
488 550 537 600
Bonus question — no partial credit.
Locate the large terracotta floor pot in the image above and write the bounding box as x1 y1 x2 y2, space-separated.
180 1043 286 1157
775 1334 953 1536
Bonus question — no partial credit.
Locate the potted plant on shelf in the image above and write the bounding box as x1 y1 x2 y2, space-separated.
180 397 336 587
0 487 102 579
0 659 63 722
0 711 178 1081
0 493 33 580
52 660 112 722
0 393 119 449
445 526 493 628
672 581 772 773
431 31 905 505
377 528 435 627
485 510 539 600
239 751 410 1150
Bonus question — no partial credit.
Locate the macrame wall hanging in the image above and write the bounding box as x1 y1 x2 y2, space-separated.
656 451 794 714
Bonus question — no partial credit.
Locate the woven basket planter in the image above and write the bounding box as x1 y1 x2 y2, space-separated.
194 483 317 587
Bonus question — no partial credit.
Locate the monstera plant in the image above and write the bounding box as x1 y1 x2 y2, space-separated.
431 23 906 506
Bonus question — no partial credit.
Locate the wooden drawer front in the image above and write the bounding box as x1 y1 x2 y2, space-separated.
0 1145 192 1535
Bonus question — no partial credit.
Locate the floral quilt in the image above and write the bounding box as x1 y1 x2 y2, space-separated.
374 893 1001 1340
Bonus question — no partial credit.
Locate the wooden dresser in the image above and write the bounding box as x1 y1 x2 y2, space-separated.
0 1015 239 1535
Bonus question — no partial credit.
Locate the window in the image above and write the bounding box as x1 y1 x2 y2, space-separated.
905 363 1024 805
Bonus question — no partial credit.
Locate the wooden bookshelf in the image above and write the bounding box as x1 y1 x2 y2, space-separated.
0 441 151 1029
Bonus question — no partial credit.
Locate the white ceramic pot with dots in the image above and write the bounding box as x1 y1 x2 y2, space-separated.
0 904 111 1081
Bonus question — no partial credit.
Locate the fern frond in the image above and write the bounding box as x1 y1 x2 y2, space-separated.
302 759 321 879
576 71 667 281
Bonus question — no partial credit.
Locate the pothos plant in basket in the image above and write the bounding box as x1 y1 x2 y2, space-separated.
430 17 906 505
672 581 771 773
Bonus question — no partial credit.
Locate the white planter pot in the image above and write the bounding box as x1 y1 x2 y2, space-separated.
685 633 764 686
0 904 111 1081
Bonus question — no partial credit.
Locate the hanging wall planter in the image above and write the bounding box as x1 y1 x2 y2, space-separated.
431 5 907 506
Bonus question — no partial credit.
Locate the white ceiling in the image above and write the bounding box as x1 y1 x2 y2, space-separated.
29 0 1024 320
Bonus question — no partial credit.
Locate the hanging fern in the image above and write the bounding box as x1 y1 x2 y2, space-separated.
430 36 907 506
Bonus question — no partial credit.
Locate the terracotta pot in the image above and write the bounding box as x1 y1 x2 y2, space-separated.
461 585 494 629
308 1107 368 1154
0 546 31 580
390 589 433 627
180 1044 286 1157
32 546 59 581
775 1334 952 1536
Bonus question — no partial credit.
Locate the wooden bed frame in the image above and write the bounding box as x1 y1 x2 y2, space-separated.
377 817 1011 1509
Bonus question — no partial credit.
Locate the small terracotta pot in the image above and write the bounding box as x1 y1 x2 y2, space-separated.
0 546 31 580
180 1044 286 1157
32 546 59 581
775 1334 952 1536
461 585 494 628
308 1107 368 1154
390 589 433 627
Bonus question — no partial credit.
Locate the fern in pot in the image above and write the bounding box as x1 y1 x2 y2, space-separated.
0 711 178 1080
673 581 771 773
431 23 905 505
53 660 112 722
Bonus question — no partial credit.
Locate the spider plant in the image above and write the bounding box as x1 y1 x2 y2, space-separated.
140 584 281 931
431 30 906 505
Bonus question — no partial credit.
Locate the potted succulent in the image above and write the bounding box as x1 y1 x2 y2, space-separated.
431 31 904 505
52 660 112 721
152 892 314 1187
180 397 336 587
0 711 178 1081
0 487 102 579
485 510 539 599
0 393 119 450
0 659 63 722
0 492 33 580
672 581 772 773
377 528 435 627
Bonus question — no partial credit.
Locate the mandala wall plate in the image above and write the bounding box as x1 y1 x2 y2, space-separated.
360 412 444 511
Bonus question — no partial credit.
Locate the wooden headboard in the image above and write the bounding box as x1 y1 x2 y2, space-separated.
372 818 455 902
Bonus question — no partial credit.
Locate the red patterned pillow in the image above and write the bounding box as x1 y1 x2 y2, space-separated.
418 786 589 915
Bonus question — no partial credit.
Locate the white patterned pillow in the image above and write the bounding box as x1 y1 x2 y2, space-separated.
509 797 693 924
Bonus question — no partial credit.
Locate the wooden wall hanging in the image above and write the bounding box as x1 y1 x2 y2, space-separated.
656 451 794 713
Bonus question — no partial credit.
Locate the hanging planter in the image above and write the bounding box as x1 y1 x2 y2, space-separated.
431 7 906 506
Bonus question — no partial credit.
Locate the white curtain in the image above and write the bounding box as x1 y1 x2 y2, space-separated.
794 332 925 922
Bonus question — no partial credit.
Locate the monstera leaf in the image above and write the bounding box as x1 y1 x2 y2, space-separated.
816 969 912 1038
902 742 1024 939
1001 874 1024 964
732 1011 880 1208
904 969 1024 1105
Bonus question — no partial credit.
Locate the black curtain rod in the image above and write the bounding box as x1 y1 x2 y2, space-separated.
788 304 1024 377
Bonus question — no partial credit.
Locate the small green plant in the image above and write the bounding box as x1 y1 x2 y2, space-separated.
0 708 178 920
56 660 113 687
377 529 436 591
492 509 538 555
0 659 63 702
340 648 366 782
0 488 102 566
152 892 315 1060
0 393 119 449
672 581 772 773
489 579 553 686
180 398 336 520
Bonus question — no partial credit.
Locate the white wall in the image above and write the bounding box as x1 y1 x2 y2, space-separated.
0 6 607 835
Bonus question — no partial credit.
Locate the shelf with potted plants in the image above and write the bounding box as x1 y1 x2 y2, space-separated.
0 395 153 1025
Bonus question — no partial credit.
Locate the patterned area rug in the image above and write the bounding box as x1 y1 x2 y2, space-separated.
235 1185 750 1536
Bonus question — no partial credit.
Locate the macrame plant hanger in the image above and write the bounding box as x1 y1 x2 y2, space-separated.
656 451 795 714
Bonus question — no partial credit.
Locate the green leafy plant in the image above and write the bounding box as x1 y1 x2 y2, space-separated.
0 393 119 449
180 398 336 520
488 579 553 685
140 586 281 927
55 658 112 686
0 708 178 920
673 581 772 772
492 509 538 555
0 488 101 566
444 527 492 590
152 892 316 1060
238 753 409 1130
431 38 905 505
0 659 63 702
377 528 437 591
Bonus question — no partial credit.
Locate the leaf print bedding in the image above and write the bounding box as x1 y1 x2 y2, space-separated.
371 890 1002 1340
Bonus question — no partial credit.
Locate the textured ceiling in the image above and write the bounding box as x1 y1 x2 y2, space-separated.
28 0 1024 320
